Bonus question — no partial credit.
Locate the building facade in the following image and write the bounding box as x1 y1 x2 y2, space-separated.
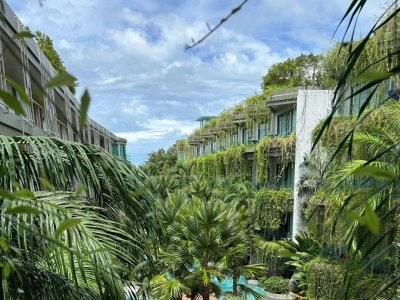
0 0 127 159
177 87 333 239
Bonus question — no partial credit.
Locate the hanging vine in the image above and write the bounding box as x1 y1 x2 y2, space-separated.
255 132 296 184
254 188 293 229
256 240 287 274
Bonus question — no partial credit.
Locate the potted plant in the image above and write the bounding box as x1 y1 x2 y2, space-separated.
260 276 295 300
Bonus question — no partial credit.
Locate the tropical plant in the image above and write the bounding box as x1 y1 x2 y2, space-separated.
311 1 400 297
0 136 157 299
152 189 264 300
34 30 79 94
261 53 327 91
259 276 289 294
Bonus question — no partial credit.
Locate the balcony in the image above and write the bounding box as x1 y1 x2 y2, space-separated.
200 128 214 140
31 99 44 130
267 138 295 157
243 146 255 160
188 137 199 145
218 119 235 132
233 110 246 124
267 86 321 110
57 119 68 140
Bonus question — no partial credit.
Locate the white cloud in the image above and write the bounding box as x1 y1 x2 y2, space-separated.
115 130 165 143
11 0 381 163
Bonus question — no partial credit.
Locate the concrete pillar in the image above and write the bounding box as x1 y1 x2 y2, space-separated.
292 90 333 239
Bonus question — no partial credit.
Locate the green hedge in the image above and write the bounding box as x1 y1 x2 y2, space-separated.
306 260 394 300
259 276 289 294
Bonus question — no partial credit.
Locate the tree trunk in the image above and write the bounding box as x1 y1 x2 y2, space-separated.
232 271 238 296
202 284 210 300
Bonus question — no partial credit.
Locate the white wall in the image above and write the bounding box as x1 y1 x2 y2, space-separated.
292 90 333 238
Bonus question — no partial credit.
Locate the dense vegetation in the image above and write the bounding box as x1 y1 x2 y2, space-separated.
0 0 399 299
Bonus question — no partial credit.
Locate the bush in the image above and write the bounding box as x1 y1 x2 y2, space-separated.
260 276 289 294
222 295 246 300
306 260 396 300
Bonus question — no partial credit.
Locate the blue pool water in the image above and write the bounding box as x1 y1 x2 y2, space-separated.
126 276 265 300
217 277 265 300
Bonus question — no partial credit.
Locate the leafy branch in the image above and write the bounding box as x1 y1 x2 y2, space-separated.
185 0 249 50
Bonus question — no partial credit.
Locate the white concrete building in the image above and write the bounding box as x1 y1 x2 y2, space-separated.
179 87 333 239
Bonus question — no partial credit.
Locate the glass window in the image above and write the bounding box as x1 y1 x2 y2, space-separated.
203 144 207 155
120 145 127 159
258 123 270 140
276 162 295 189
178 152 184 162
277 109 296 136
242 128 248 144
211 141 216 152
231 133 238 146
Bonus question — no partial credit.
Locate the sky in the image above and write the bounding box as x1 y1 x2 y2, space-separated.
8 0 380 164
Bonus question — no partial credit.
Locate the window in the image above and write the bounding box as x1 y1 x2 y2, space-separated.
196 146 201 157
211 141 216 152
258 123 270 139
231 133 238 146
351 87 378 114
203 144 207 155
220 140 226 151
177 152 184 162
120 145 127 159
242 128 248 144
111 144 119 156
11 87 20 116
277 109 296 136
276 162 295 189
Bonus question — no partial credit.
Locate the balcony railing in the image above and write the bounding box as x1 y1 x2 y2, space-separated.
57 119 68 140
31 99 44 130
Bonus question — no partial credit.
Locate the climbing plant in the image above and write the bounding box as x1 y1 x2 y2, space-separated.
254 188 293 229
306 259 394 300
255 132 296 184
244 93 271 134
184 144 250 179
256 240 288 275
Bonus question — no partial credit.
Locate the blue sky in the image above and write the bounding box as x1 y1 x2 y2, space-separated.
9 0 379 164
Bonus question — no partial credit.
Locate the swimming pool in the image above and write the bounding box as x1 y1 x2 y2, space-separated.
217 277 265 300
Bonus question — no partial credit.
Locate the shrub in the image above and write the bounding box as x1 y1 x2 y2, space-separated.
222 295 246 300
260 276 289 294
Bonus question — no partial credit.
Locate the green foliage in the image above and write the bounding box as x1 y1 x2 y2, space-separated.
254 188 293 229
259 276 289 294
185 144 250 179
306 261 348 300
145 144 178 175
34 30 79 94
306 259 395 300
255 133 295 184
261 53 327 91
244 93 271 132
0 136 157 299
255 240 287 274
222 295 246 300
312 115 356 147
153 191 263 300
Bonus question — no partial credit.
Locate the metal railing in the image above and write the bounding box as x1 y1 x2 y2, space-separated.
31 99 44 130
56 119 68 140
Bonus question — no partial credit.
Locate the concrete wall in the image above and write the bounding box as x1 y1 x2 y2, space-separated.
0 0 127 155
292 90 333 238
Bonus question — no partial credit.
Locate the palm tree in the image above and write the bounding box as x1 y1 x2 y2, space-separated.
322 102 400 251
152 189 264 300
0 136 157 299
